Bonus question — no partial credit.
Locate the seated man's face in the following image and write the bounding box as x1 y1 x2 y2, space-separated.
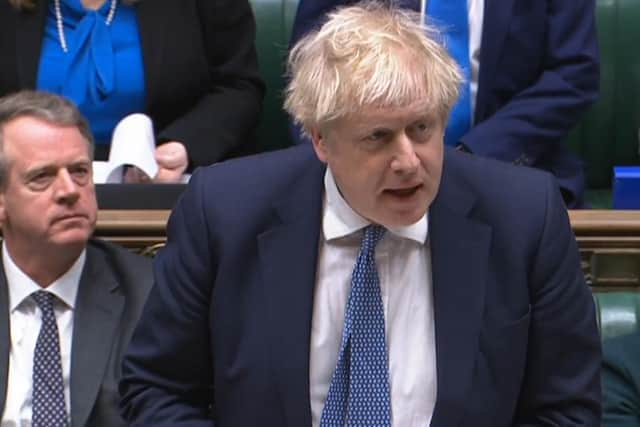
0 116 97 252
311 101 444 227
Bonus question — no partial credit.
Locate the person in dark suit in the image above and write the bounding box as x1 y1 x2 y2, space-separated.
289 0 600 208
0 0 264 182
0 90 153 426
120 3 601 425
602 331 640 426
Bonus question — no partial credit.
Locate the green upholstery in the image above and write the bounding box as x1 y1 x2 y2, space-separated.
594 292 640 340
250 0 300 152
566 0 640 193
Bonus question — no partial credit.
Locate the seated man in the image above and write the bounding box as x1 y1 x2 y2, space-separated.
0 91 153 427
602 331 640 426
289 0 600 208
120 2 601 425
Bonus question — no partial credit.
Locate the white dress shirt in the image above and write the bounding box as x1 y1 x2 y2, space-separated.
421 0 485 117
1 245 86 427
309 168 437 426
467 0 484 116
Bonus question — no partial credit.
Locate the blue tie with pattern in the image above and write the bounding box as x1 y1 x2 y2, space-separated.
32 291 69 427
427 0 472 146
320 225 391 426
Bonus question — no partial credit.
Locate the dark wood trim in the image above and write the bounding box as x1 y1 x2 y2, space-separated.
95 209 640 289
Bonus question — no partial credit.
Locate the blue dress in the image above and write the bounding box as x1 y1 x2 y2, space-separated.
37 0 146 148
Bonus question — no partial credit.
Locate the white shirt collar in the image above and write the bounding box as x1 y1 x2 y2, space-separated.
322 167 428 243
3 243 86 313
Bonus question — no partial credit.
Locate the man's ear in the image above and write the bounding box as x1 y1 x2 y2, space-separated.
310 127 328 163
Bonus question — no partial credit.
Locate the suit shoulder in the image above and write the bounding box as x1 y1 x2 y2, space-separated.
196 144 318 183
87 239 152 267
443 149 557 208
86 239 153 295
187 144 323 206
439 149 567 245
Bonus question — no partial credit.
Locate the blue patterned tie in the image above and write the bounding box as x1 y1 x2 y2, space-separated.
427 0 472 146
32 291 69 427
321 225 391 426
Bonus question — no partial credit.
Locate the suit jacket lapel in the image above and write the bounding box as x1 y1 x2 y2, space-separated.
475 0 515 121
428 154 492 427
69 246 124 427
15 0 47 88
136 0 170 110
0 264 9 415
258 156 325 427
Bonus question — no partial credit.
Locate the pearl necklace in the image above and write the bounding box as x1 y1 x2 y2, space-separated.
54 0 117 53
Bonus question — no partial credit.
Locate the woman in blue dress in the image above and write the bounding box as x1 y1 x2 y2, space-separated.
0 0 264 182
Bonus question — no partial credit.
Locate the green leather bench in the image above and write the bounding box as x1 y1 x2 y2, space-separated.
595 292 640 340
250 0 640 208
565 0 640 207
251 0 299 152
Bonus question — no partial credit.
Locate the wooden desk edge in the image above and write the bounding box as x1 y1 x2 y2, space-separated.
96 209 640 234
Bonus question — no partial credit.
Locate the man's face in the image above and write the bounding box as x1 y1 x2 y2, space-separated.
0 116 97 254
311 102 444 227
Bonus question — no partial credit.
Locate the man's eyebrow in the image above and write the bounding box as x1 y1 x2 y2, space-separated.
68 160 91 168
24 164 56 178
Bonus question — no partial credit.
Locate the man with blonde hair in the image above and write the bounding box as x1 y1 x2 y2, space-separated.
290 0 599 209
121 2 601 426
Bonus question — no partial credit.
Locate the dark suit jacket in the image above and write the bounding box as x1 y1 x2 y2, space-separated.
0 239 153 427
120 144 601 426
0 0 264 168
602 331 640 426
290 0 600 207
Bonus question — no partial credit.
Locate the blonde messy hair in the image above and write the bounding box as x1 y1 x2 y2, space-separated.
284 1 463 136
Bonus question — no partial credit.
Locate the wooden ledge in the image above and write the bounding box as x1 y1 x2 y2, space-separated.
569 210 640 236
96 210 170 235
93 209 640 287
96 209 640 238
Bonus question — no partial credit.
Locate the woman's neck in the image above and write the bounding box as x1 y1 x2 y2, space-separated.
80 0 107 10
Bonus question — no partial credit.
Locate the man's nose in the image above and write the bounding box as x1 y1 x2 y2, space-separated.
390 134 420 175
53 169 80 204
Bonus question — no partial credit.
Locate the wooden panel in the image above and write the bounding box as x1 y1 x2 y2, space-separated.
569 210 640 290
95 209 640 288
95 210 169 256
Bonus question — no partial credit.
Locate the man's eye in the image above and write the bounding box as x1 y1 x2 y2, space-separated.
414 122 432 133
410 122 432 141
29 173 52 190
365 130 390 142
70 167 90 183
71 167 88 177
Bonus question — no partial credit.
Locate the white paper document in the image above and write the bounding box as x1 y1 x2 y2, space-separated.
93 113 158 183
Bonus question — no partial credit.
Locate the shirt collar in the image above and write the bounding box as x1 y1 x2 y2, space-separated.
322 168 429 244
3 244 86 312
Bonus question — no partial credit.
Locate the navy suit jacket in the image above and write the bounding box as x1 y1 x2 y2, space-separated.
289 0 600 208
121 144 601 426
0 240 153 427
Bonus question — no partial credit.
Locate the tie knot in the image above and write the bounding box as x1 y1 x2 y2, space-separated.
362 225 386 252
32 291 55 315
